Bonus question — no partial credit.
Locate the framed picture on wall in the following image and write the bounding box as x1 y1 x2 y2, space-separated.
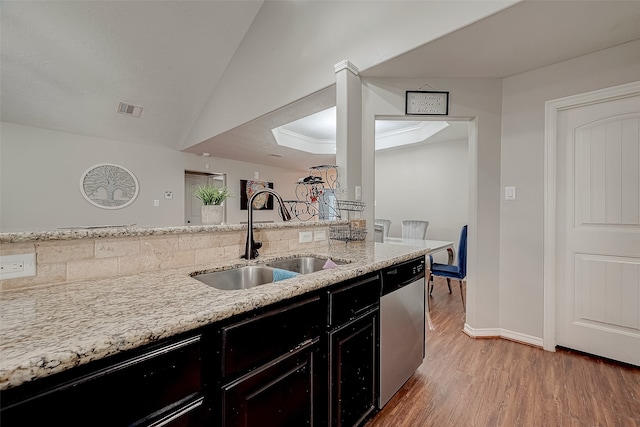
80 163 139 209
240 180 274 210
405 91 449 115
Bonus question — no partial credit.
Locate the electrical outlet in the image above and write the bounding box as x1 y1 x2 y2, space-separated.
314 230 326 241
0 253 36 279
299 231 313 243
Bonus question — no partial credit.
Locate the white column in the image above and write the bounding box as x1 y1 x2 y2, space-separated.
334 60 362 200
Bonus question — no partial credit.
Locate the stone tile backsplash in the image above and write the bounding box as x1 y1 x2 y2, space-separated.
0 226 330 292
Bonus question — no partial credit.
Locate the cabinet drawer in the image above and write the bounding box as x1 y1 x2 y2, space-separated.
220 295 323 379
328 273 380 328
1 334 203 427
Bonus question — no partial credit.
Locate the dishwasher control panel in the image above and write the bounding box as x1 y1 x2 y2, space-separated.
380 257 425 295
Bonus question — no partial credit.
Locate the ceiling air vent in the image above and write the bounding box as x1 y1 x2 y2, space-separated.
117 102 143 117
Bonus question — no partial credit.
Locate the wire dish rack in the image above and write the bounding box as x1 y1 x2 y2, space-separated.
329 225 368 243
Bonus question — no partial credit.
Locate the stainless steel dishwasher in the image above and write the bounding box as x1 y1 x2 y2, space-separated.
378 256 426 408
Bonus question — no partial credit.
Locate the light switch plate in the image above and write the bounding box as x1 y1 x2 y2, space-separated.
505 186 516 201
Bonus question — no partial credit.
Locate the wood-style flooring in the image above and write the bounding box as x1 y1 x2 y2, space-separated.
365 277 640 427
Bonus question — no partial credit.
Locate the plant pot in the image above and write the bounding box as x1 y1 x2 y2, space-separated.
202 205 224 225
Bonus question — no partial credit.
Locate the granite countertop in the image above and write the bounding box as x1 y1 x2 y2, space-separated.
0 220 344 243
0 241 429 391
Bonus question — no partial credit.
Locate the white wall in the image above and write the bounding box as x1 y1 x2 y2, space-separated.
375 137 468 263
185 1 516 147
499 39 640 339
183 154 305 225
361 77 503 330
0 122 306 231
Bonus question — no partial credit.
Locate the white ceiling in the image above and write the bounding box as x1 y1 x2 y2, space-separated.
1 0 263 150
2 1 640 171
360 0 640 79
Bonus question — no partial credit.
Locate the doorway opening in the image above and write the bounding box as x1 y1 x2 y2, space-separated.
374 119 470 264
184 171 227 225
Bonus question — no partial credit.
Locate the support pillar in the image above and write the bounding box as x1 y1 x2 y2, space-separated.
334 60 362 201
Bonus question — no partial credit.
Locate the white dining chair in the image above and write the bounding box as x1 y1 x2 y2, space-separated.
374 224 384 242
401 220 429 240
374 219 392 238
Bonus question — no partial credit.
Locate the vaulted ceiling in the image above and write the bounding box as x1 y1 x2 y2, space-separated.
2 1 640 171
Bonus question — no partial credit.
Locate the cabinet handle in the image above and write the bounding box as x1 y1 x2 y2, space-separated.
146 397 204 427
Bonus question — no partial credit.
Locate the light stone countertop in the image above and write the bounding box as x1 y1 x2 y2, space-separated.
0 220 344 243
0 241 430 391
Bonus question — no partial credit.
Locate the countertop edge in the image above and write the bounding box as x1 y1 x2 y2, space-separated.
0 220 348 243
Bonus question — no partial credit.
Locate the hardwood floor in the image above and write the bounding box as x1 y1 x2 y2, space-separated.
366 277 640 427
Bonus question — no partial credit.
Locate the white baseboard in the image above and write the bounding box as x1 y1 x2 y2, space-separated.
463 324 544 348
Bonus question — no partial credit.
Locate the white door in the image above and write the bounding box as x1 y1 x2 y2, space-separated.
556 88 640 366
185 174 207 225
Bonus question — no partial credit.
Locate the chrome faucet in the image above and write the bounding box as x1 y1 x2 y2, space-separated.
242 188 292 259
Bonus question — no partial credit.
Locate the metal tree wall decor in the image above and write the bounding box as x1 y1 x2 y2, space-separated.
80 163 139 209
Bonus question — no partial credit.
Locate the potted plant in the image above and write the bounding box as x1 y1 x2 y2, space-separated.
194 184 232 225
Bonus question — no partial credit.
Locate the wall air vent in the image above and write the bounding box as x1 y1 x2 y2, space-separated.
117 102 143 117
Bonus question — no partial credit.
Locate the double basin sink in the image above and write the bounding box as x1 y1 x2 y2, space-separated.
191 256 348 291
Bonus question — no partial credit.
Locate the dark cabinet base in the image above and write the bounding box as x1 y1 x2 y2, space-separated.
329 310 378 427
221 339 320 427
1 333 207 427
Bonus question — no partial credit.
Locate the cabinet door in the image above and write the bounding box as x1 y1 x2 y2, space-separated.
328 310 377 427
221 339 319 427
1 334 206 427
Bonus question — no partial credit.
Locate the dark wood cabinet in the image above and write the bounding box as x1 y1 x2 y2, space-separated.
0 333 211 427
327 273 381 427
217 295 323 427
1 270 388 427
219 295 323 379
221 338 319 427
328 310 378 427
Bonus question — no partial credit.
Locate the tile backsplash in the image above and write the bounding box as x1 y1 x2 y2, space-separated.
0 226 329 292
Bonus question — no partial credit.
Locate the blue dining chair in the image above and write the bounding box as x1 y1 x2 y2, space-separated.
429 225 467 310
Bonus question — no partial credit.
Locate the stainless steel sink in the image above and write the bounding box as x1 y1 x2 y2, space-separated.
192 256 349 291
266 256 347 275
192 265 275 291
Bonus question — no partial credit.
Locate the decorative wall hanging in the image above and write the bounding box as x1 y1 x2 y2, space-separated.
286 165 341 221
240 180 274 210
80 163 139 209
405 91 449 115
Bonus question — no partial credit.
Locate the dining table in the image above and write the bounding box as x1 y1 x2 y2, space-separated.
383 237 454 263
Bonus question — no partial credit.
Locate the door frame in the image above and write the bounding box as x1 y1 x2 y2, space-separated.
543 80 640 352
184 171 227 225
